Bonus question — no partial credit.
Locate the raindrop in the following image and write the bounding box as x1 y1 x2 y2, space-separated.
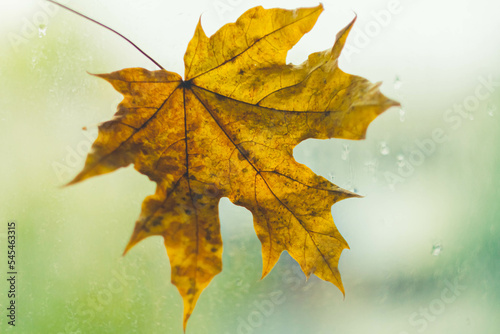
396 154 405 167
379 141 390 155
365 159 378 181
487 103 496 117
345 181 354 192
364 159 377 172
341 144 350 161
393 76 403 90
328 172 335 182
38 24 47 38
31 56 38 69
399 108 406 122
431 244 443 256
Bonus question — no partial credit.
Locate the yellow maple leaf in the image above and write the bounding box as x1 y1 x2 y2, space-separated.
60 3 398 330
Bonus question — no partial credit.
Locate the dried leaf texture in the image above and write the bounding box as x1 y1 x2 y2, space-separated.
70 4 399 330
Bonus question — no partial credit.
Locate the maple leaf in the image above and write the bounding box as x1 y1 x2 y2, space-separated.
67 4 398 330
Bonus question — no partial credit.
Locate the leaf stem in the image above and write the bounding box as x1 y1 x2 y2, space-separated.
47 0 165 70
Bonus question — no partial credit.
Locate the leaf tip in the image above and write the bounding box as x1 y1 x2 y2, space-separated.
331 13 357 57
389 99 402 108
195 15 207 38
86 71 100 77
183 312 191 332
337 187 363 201
260 268 272 281
336 277 346 298
64 173 84 187
123 223 148 256
259 249 281 280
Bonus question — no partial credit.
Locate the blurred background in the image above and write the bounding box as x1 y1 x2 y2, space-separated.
1 0 499 333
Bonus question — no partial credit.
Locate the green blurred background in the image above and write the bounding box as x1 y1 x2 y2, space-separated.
1 0 499 333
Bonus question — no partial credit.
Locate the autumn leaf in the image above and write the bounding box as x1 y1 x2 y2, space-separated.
67 4 398 330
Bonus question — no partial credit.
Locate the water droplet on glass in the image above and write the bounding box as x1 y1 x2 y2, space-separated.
487 103 496 117
31 56 38 69
393 76 403 90
379 141 390 156
345 181 354 192
364 159 377 172
341 144 350 161
38 24 47 38
328 172 335 182
431 244 442 256
396 154 405 167
365 159 378 181
399 108 406 122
